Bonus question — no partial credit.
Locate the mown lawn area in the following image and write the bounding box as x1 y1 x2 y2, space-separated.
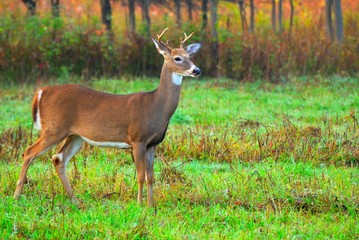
0 76 358 239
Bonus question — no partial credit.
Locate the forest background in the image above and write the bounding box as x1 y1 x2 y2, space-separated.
1 0 358 83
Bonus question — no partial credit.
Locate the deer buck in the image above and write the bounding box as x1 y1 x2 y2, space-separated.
13 28 201 207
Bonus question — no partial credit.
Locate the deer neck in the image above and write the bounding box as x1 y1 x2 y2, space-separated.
154 62 182 120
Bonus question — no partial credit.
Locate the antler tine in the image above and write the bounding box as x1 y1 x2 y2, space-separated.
157 28 169 43
180 32 195 48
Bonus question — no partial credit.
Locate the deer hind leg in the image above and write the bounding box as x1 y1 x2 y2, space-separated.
51 135 84 206
14 134 63 199
146 146 156 207
133 143 146 205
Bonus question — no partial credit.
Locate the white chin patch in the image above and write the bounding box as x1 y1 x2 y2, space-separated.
172 73 183 85
34 89 43 130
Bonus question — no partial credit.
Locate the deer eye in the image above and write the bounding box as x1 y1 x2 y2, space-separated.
174 57 182 62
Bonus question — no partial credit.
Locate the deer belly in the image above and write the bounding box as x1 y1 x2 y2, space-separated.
81 136 131 149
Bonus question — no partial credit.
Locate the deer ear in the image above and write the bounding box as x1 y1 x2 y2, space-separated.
152 38 171 56
186 43 201 56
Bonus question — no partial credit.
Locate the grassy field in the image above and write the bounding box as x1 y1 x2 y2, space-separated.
0 77 358 239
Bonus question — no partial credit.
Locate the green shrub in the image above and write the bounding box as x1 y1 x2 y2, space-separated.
0 13 358 83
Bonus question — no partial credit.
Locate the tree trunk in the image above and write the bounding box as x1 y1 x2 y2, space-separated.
249 0 254 32
201 0 208 31
187 0 193 21
333 0 343 42
325 0 334 41
21 0 36 16
175 0 181 27
210 0 219 77
278 0 283 32
129 0 136 33
100 0 112 31
271 0 276 32
238 0 247 32
289 0 294 30
141 0 151 38
51 0 60 18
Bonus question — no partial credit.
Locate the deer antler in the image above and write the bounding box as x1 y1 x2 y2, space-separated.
180 32 194 48
157 28 169 43
156 28 172 50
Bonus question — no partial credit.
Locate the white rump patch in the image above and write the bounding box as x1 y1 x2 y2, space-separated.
81 136 131 149
34 89 43 130
172 73 183 85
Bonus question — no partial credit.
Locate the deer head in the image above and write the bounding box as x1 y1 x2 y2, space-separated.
152 28 201 78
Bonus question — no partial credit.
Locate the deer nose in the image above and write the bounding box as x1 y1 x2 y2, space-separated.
193 67 201 76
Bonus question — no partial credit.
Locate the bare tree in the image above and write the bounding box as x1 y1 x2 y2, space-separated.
278 0 283 32
210 0 219 77
271 0 276 32
100 0 112 31
249 0 254 32
238 0 247 32
21 0 36 16
51 0 60 18
175 0 182 27
129 0 136 33
289 0 294 30
140 0 151 38
325 0 334 40
333 0 343 42
202 0 208 30
187 0 193 21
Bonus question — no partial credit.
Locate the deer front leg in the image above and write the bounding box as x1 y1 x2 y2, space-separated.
146 146 155 207
133 143 146 205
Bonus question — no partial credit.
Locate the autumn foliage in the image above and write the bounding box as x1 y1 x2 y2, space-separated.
0 0 358 82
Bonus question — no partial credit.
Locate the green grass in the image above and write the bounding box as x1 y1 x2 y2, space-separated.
0 77 358 239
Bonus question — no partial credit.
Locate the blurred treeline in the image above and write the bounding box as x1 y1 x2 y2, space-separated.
0 0 358 83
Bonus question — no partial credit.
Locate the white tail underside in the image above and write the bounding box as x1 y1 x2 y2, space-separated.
34 89 43 130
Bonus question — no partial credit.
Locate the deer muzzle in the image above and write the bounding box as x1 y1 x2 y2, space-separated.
192 67 201 77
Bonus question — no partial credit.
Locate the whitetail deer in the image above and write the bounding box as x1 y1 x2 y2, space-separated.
13 28 201 207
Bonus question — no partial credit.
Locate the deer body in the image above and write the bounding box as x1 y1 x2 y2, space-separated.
35 72 177 147
14 29 201 207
